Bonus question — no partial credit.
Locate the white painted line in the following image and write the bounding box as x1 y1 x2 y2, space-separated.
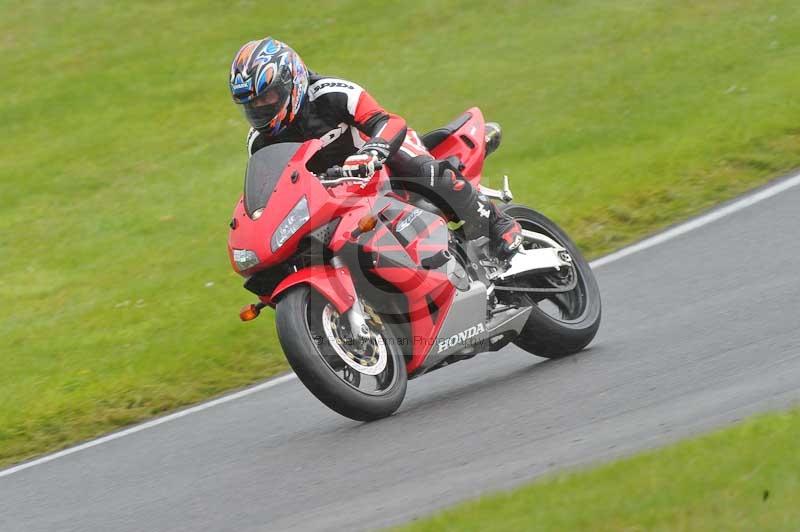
0 373 298 479
2 170 798 479
590 171 800 269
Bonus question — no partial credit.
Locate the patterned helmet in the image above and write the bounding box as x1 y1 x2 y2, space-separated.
229 38 308 135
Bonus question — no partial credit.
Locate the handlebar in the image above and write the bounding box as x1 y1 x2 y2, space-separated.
321 161 383 179
322 166 345 179
317 161 384 187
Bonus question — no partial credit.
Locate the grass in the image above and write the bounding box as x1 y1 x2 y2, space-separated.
1 0 799 468
395 407 800 531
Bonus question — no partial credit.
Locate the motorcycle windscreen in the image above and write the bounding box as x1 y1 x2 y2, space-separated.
243 142 303 218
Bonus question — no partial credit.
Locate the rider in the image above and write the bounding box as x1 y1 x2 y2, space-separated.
229 37 522 259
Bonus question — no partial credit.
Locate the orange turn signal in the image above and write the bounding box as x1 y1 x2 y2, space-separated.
357 215 378 233
239 304 261 322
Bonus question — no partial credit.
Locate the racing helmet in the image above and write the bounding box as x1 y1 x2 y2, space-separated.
229 37 308 135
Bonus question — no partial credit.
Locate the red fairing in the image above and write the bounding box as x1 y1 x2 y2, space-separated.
370 266 456 373
228 139 389 271
358 199 456 373
429 106 487 186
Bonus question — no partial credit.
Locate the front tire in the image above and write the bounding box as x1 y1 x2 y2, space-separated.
501 205 601 358
276 285 407 421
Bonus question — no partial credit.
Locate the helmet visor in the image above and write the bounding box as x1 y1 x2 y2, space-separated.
242 86 290 130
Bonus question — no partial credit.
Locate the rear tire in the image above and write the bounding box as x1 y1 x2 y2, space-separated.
501 205 601 358
276 286 407 421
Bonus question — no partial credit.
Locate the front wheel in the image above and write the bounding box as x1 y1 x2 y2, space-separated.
500 205 601 358
275 286 407 421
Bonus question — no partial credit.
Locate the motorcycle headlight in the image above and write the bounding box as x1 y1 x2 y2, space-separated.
271 196 311 252
232 249 260 271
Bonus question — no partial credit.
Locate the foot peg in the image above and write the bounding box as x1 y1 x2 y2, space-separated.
478 175 514 203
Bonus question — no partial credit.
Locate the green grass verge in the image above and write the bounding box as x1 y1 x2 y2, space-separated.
395 407 800 531
1 0 799 467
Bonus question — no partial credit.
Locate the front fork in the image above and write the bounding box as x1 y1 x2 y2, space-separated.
330 255 371 343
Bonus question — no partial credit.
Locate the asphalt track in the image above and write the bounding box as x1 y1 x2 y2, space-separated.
2 174 800 532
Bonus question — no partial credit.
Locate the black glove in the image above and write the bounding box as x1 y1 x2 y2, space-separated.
358 138 391 161
342 153 379 178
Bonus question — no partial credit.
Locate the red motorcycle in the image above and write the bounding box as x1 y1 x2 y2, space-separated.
228 108 601 420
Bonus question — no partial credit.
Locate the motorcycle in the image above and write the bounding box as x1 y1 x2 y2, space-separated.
228 107 601 420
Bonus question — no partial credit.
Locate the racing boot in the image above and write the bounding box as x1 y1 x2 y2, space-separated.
448 170 522 260
488 203 523 260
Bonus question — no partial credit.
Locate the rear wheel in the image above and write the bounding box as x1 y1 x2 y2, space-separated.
275 286 407 421
500 205 601 358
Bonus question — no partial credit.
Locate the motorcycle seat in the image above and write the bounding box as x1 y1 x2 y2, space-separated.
420 112 472 151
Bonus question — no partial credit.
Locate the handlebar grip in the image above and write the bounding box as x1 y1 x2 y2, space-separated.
322 160 383 180
325 166 344 178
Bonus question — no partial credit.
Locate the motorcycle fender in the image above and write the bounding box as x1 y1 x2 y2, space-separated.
270 265 355 313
